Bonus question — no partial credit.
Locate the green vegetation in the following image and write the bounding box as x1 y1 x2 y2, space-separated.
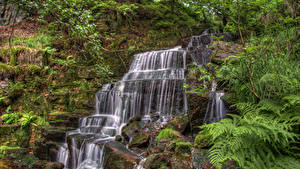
155 128 181 143
174 140 192 155
0 0 299 168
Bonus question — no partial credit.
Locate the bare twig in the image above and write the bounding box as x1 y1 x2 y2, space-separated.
245 62 260 100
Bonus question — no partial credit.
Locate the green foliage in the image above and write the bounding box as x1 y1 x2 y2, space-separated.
12 33 54 49
1 106 19 124
156 128 181 143
190 0 299 39
19 111 37 128
194 134 208 149
0 145 20 158
15 129 30 147
201 110 299 169
174 140 192 154
219 28 299 103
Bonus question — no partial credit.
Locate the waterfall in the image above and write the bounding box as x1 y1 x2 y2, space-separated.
56 48 187 169
186 33 212 66
203 90 227 123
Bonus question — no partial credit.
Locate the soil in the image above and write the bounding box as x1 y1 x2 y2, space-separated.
0 19 40 46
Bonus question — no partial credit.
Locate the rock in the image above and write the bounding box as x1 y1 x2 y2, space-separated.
42 126 73 142
169 154 193 169
174 141 192 154
143 153 171 169
45 162 64 169
194 134 209 149
167 114 189 133
150 112 160 122
103 141 139 169
186 93 209 133
129 114 142 123
129 134 150 148
115 135 122 142
121 121 143 141
33 141 60 161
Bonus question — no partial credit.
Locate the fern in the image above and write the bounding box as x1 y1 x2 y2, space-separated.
200 102 300 169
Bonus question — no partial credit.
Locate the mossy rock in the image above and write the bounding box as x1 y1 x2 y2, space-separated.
103 141 139 169
174 141 192 155
129 134 150 148
143 153 171 169
194 134 209 149
167 114 189 133
121 121 143 141
155 128 182 143
0 46 43 66
0 124 20 136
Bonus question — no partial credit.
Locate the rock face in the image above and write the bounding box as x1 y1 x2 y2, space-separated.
186 33 213 66
0 1 25 25
102 141 140 169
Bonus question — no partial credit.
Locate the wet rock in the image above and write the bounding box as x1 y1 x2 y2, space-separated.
103 141 139 169
45 162 64 169
33 141 60 161
186 93 209 133
115 135 122 142
121 121 143 141
129 134 150 148
167 114 189 133
42 126 73 142
129 114 142 123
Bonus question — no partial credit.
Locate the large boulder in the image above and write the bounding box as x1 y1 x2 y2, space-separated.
129 133 150 148
167 114 189 133
142 152 192 169
121 121 144 141
102 141 140 169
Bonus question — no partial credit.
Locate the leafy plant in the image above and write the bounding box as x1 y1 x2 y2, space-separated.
19 111 37 128
200 108 299 169
1 106 19 124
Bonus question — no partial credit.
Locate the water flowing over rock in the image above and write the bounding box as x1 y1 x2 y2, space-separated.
56 48 187 168
186 33 212 66
203 91 227 123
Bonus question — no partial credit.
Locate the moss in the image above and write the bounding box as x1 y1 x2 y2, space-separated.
194 134 208 149
129 134 149 148
155 128 181 143
175 141 192 155
15 129 30 148
27 64 41 74
0 63 14 74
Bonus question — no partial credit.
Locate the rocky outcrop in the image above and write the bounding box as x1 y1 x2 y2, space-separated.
101 141 140 169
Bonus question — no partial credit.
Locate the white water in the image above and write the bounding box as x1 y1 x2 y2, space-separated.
57 48 187 169
203 91 227 123
186 33 212 66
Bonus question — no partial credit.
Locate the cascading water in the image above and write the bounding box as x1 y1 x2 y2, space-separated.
186 33 212 66
203 82 227 123
57 48 187 169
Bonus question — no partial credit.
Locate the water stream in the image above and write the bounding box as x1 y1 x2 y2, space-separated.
57 48 187 169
